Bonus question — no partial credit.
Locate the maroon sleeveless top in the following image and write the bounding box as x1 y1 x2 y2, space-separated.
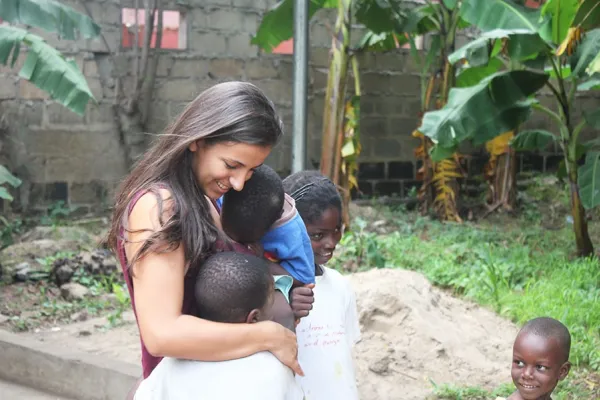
117 188 198 378
117 190 252 378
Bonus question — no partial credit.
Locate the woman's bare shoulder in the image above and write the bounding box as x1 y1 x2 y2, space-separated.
129 188 176 231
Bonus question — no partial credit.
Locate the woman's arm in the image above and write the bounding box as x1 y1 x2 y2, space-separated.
126 191 302 374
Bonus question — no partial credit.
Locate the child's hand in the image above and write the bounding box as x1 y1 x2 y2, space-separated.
290 283 315 319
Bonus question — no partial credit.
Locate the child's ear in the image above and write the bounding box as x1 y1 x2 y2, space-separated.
558 361 571 380
246 309 261 324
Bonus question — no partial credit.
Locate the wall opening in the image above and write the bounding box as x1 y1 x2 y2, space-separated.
121 8 187 50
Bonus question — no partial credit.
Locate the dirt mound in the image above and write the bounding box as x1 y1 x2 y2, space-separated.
349 268 517 400
16 268 518 399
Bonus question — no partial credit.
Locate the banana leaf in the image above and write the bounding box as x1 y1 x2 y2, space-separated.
0 25 95 115
449 29 547 66
460 0 553 44
419 70 548 153
455 58 504 87
572 0 600 31
0 165 21 187
584 108 600 129
353 0 405 34
586 51 600 76
577 74 600 91
570 28 600 78
578 151 600 210
540 0 579 45
0 0 100 40
0 165 22 201
357 30 408 52
251 0 337 52
510 129 557 151
443 0 457 10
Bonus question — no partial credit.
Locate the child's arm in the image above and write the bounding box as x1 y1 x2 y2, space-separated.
268 262 304 288
267 262 313 324
271 291 296 332
260 194 315 285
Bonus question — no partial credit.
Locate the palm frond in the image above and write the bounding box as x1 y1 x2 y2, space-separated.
0 0 101 40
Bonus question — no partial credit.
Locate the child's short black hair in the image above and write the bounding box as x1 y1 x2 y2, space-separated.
520 317 571 362
195 252 273 323
283 170 342 224
221 164 284 244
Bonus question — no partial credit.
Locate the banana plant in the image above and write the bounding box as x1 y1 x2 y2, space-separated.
359 0 471 222
0 0 100 115
420 0 600 257
252 0 402 225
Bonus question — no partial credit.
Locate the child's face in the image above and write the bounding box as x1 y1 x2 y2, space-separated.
305 206 342 265
511 332 570 400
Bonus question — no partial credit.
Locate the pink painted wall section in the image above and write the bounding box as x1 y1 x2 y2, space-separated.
121 9 183 49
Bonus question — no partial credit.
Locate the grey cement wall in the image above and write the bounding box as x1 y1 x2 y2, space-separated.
0 0 598 210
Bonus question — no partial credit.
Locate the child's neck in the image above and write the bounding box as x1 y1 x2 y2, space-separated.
315 264 324 276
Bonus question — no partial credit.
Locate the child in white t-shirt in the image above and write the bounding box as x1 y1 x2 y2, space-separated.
283 171 361 400
134 252 304 400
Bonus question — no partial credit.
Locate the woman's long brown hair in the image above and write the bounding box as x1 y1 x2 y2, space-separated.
106 81 284 272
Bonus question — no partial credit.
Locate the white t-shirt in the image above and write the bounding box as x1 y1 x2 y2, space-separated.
295 266 361 400
135 351 305 400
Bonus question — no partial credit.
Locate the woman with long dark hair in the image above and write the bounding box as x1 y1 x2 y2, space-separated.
107 82 303 381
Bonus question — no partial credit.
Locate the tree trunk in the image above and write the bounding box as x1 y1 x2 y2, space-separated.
415 75 436 215
319 0 351 179
567 158 594 257
431 57 462 222
491 151 517 209
484 131 517 212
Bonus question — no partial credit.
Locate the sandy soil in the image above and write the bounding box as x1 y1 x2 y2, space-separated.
15 268 518 399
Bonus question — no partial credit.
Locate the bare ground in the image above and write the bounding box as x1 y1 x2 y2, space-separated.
13 268 518 399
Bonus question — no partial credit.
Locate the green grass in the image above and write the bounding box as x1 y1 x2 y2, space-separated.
333 184 600 399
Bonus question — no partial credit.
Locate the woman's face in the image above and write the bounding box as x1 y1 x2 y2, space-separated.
190 140 271 200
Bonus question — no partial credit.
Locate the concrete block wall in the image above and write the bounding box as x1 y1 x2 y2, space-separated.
0 0 598 210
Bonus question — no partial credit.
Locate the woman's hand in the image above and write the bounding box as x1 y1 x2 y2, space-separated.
261 320 304 376
290 283 315 320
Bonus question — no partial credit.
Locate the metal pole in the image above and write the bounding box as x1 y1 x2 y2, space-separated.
291 0 309 173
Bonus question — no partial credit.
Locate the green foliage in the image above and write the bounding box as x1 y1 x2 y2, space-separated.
331 218 386 271
0 25 95 115
432 382 513 399
578 75 600 90
39 200 74 226
0 165 22 201
353 0 404 34
250 0 337 53
0 0 99 115
572 0 600 31
569 29 600 78
578 152 600 210
449 29 546 66
584 107 600 129
419 70 548 159
0 0 101 40
510 129 556 151
334 200 600 374
0 217 24 248
459 0 552 43
540 0 579 45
